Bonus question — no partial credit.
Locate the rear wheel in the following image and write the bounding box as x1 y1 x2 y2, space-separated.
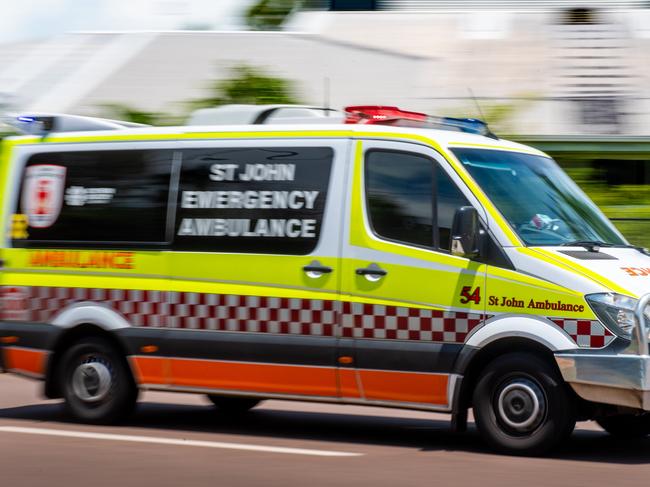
597 414 650 438
207 395 261 414
59 337 137 423
472 352 576 455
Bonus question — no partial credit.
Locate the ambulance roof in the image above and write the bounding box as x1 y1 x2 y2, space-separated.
4 123 547 158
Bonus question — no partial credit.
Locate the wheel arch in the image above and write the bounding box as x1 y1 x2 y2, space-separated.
44 323 133 399
453 336 563 415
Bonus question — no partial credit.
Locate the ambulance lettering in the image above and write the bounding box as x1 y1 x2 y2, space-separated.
488 295 585 313
28 250 135 269
621 267 650 277
21 165 66 228
179 161 322 240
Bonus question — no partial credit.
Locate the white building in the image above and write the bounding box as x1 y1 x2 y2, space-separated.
2 2 650 135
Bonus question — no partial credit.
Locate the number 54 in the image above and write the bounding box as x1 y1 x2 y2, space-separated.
460 286 481 305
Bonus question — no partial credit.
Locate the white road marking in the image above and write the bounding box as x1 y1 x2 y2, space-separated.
0 426 363 457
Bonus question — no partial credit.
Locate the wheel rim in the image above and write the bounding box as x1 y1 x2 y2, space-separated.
495 377 547 434
71 358 113 403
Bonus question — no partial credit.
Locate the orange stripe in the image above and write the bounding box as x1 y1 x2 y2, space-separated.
358 370 448 404
130 356 168 385
168 358 338 397
3 347 46 377
131 356 448 405
338 368 362 399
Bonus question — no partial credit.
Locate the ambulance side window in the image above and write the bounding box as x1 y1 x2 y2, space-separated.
365 150 434 248
174 146 333 255
12 150 173 247
437 169 470 251
365 150 472 252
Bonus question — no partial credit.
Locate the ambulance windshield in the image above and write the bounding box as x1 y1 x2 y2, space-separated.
451 148 626 246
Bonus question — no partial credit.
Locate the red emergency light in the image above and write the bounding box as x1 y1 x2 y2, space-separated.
343 105 498 139
344 106 427 125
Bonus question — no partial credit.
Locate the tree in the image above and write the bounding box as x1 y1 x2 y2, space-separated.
101 104 159 126
191 64 301 109
245 0 299 30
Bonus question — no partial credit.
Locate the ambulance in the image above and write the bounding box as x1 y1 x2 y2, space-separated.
1 105 650 455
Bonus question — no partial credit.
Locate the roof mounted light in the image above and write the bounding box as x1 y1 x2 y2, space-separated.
5 113 148 136
344 106 427 125
344 105 498 139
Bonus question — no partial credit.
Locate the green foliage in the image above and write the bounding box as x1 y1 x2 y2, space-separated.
564 165 650 248
101 103 183 127
446 95 535 134
101 104 164 126
246 0 299 30
191 64 301 108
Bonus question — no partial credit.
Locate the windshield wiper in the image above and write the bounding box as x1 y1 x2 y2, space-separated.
561 240 643 253
561 240 612 247
560 240 613 252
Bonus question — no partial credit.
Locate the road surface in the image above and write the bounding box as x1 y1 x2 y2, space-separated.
0 373 649 486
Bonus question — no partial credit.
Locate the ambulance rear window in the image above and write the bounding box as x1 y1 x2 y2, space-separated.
12 149 173 247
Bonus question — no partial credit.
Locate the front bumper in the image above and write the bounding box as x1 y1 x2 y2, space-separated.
556 292 650 411
555 352 650 410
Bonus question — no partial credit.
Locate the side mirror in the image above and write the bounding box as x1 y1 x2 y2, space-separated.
450 206 480 259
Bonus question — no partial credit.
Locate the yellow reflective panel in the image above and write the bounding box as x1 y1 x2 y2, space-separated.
168 252 338 299
485 266 595 319
345 258 486 312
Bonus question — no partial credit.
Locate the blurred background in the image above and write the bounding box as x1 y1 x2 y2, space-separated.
1 0 650 246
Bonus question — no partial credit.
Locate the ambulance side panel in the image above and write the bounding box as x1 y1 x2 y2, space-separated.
0 141 178 379
0 137 353 402
152 138 350 398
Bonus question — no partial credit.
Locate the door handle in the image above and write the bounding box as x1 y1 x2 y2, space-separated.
355 263 387 281
303 264 333 274
303 260 332 278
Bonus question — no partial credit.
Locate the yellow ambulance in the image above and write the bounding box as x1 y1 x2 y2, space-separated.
1 106 649 455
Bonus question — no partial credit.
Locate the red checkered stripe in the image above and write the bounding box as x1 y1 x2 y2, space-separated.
550 318 615 348
0 286 614 347
0 286 484 343
340 302 486 343
7 287 337 337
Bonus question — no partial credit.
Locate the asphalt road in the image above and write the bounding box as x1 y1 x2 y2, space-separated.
1 374 650 487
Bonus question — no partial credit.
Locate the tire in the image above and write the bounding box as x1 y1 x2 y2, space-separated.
207 395 261 414
59 337 137 423
597 414 650 439
472 352 576 456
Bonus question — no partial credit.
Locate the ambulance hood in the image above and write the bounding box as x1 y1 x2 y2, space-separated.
531 246 650 298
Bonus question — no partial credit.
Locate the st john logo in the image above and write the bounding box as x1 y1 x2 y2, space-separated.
21 165 67 228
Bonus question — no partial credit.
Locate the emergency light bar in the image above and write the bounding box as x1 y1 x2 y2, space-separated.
6 113 148 136
344 105 498 139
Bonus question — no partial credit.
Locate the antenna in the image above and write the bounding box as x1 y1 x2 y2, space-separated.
324 77 330 116
467 87 486 121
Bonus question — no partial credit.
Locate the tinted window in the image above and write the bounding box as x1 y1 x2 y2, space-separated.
13 150 173 247
366 151 434 247
175 147 333 254
437 169 470 251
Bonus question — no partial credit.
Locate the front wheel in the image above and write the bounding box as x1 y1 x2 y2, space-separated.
472 352 576 456
597 414 650 438
59 337 137 423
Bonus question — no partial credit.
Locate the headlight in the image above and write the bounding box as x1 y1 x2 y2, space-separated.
585 293 649 338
